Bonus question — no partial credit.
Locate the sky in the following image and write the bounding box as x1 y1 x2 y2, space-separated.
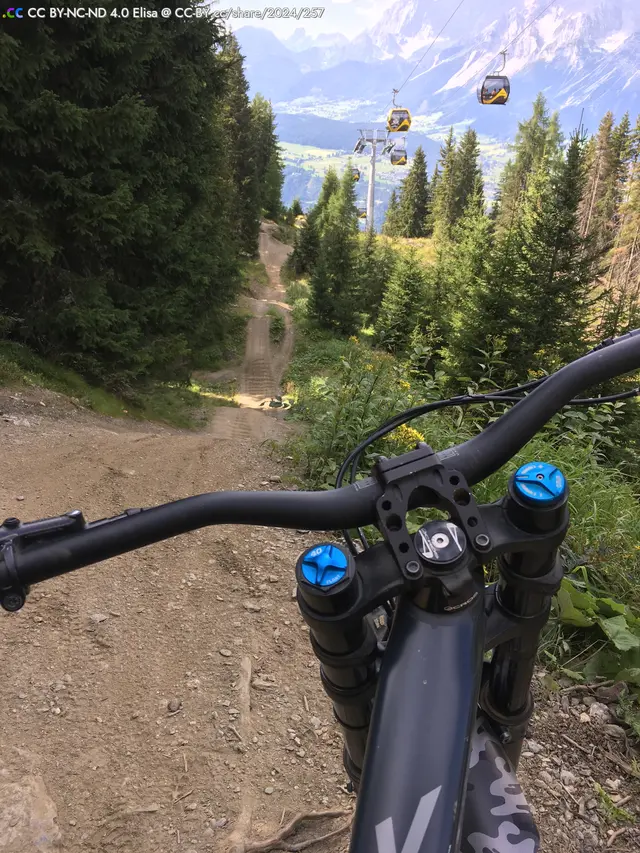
209 0 397 40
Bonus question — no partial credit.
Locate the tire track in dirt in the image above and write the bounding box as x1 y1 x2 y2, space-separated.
208 222 293 441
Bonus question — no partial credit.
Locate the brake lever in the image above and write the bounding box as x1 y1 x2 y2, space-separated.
0 510 87 547
0 508 146 611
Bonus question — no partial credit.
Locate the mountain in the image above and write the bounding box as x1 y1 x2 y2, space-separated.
232 0 640 212
284 28 350 52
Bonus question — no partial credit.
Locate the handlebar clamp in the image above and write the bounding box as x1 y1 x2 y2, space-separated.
374 444 490 598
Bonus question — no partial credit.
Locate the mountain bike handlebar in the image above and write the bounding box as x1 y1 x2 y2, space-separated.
447 328 640 485
2 329 640 596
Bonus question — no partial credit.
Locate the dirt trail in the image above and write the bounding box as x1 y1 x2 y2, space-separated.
205 222 294 441
0 225 637 853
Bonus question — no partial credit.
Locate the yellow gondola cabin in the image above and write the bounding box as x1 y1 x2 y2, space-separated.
390 146 407 166
477 74 510 105
387 107 412 133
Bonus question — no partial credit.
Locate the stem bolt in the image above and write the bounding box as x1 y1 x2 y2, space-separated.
405 560 421 576
474 533 491 550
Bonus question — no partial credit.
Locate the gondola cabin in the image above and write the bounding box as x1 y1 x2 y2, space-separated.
352 167 361 182
387 107 411 133
390 147 407 166
357 208 367 220
477 75 510 105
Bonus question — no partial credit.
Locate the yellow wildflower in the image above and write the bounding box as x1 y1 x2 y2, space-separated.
386 424 425 449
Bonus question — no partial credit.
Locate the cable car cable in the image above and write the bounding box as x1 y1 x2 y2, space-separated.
469 0 559 94
378 0 467 121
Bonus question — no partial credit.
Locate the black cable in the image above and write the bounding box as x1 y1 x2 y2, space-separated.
338 385 640 554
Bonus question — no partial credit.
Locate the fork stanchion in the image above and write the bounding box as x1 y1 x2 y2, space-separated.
295 543 380 789
481 462 568 766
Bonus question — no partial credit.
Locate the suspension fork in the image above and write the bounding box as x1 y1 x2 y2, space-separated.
480 465 568 767
295 543 396 789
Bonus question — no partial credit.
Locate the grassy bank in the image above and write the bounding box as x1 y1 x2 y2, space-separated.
0 259 269 428
0 340 239 428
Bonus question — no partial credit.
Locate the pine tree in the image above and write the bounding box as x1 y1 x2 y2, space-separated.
356 231 396 323
428 189 493 380
317 168 341 210
431 128 458 239
250 94 282 219
290 198 303 219
382 189 401 236
221 33 261 256
424 164 439 235
395 146 430 237
447 132 591 384
375 249 428 353
489 186 502 221
520 131 592 366
579 112 616 245
597 114 640 336
262 149 284 220
545 111 565 174
290 168 340 275
451 129 483 221
0 6 241 388
250 94 284 220
578 111 637 312
314 167 343 232
309 169 360 335
494 94 553 237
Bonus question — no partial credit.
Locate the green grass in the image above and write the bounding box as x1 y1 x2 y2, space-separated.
0 340 238 429
267 306 286 344
280 142 340 164
381 235 436 265
283 320 355 392
285 275 311 304
240 259 269 293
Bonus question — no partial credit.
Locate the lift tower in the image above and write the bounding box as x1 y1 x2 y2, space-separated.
354 129 393 232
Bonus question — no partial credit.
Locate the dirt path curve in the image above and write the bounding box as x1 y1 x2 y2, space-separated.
207 222 293 441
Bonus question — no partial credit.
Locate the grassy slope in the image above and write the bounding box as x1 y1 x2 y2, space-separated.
0 259 270 428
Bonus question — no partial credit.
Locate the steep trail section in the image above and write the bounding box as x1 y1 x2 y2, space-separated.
208 222 293 440
0 387 348 853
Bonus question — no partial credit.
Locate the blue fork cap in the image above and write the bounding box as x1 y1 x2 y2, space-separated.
513 462 566 505
300 544 348 588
